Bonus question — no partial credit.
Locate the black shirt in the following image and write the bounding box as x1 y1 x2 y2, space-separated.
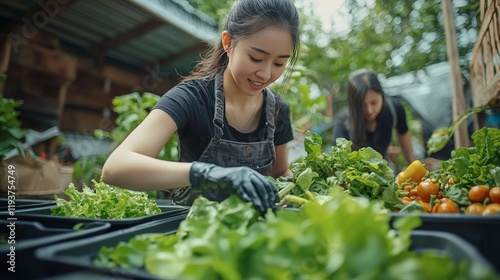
153 76 294 162
333 98 409 157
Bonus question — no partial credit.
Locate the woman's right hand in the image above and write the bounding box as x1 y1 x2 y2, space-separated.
189 162 278 214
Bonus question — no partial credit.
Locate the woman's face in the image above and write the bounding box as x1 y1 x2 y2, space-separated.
363 90 384 122
223 27 293 96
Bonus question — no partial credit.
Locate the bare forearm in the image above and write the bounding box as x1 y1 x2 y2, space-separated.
102 150 192 191
269 143 293 178
398 132 416 163
270 168 292 178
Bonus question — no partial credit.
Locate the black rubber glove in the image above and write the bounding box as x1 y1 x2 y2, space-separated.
189 161 278 214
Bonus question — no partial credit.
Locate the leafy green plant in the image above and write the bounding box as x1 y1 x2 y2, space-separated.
273 130 402 210
426 127 500 209
0 74 28 160
94 194 498 279
271 66 332 145
52 179 161 219
73 92 178 186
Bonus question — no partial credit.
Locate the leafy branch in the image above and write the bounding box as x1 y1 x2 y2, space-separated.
0 74 28 160
426 104 490 155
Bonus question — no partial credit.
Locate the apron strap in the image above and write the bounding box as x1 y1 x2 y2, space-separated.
213 72 225 140
264 88 276 143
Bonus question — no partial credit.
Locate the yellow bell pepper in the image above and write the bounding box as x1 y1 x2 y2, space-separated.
397 160 427 186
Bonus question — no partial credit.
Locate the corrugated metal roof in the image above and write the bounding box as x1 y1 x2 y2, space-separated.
0 0 219 77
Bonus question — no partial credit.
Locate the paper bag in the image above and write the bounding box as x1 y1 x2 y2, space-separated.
1 155 64 195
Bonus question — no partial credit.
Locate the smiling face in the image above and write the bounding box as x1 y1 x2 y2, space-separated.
363 89 384 122
222 27 293 97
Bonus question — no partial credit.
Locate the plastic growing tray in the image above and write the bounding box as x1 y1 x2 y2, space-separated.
0 219 111 279
36 217 184 279
390 212 500 272
0 204 190 230
36 215 496 280
0 198 56 212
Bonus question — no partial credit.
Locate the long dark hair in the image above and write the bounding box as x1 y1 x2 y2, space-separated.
346 69 386 150
182 0 300 89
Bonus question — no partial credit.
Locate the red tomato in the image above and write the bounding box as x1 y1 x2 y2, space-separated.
432 198 460 213
468 185 490 203
489 187 500 204
465 203 485 215
401 196 412 205
403 185 413 192
417 180 439 203
419 200 431 213
482 203 500 215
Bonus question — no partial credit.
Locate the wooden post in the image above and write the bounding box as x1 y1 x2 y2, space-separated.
0 39 11 74
0 39 11 94
441 0 470 148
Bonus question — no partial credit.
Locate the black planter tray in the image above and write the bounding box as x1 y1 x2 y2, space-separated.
0 198 56 211
35 215 496 280
0 219 111 279
153 199 173 206
40 270 134 280
390 212 500 272
0 204 190 230
36 217 184 279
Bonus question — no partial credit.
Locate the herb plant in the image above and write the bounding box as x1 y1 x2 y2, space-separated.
52 179 161 219
274 130 403 210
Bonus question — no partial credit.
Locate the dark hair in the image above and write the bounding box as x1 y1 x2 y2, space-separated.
183 0 300 87
346 69 385 149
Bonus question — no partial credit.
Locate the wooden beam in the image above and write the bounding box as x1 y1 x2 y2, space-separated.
441 0 470 148
0 38 11 74
0 38 11 94
75 58 143 89
10 43 77 80
469 0 500 109
90 20 165 55
57 80 72 117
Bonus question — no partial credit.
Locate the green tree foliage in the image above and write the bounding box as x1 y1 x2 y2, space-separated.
185 0 234 26
185 0 480 145
299 0 480 111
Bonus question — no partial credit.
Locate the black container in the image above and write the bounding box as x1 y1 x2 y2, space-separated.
390 213 500 272
0 198 56 211
153 199 173 206
36 214 496 280
40 270 135 280
0 204 189 230
0 219 111 279
36 217 184 279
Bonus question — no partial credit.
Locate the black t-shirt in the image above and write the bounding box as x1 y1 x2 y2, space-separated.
153 76 294 162
332 98 409 157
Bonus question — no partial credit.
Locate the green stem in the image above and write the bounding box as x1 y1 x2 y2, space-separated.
279 182 296 200
427 104 490 155
448 104 489 137
282 195 309 206
304 190 316 201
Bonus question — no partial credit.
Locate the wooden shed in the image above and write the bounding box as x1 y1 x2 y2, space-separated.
0 0 218 158
469 0 500 124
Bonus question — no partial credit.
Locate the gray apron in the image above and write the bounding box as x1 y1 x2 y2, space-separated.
173 73 276 206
